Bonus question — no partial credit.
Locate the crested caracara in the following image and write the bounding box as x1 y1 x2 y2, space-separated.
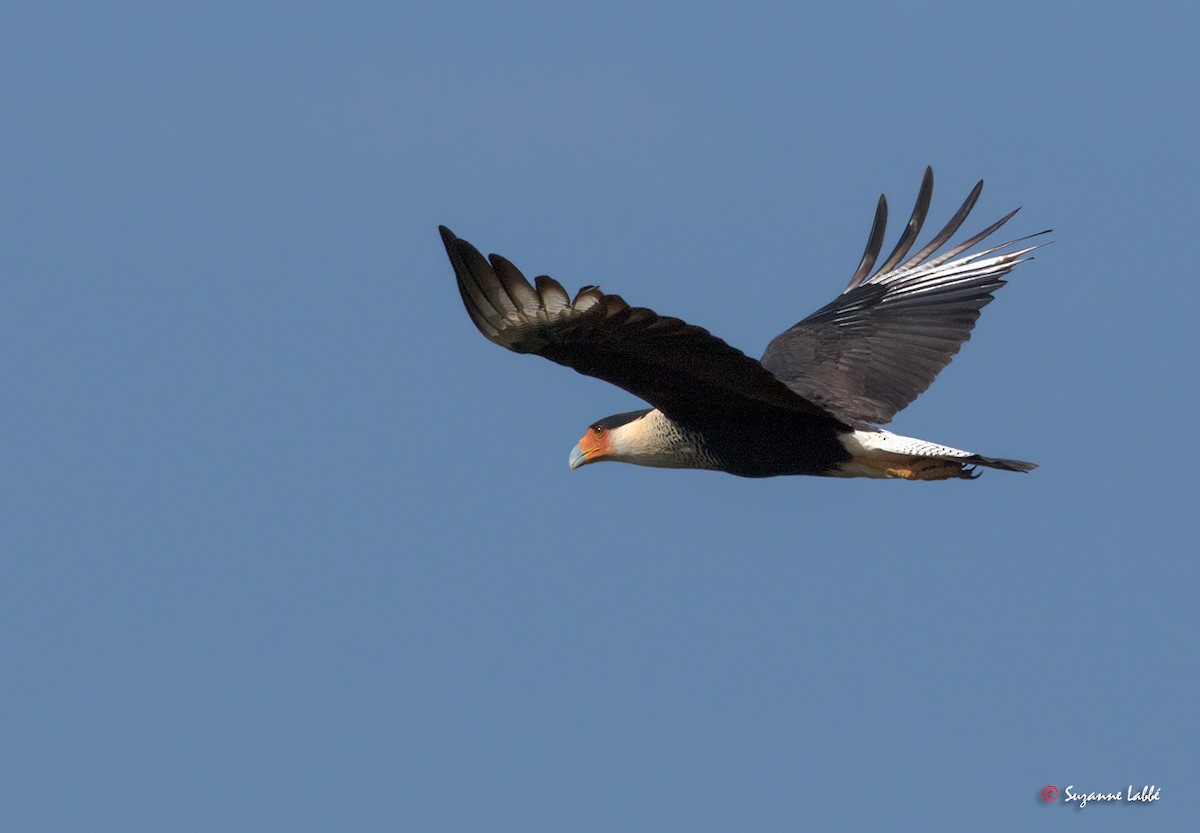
440 168 1046 480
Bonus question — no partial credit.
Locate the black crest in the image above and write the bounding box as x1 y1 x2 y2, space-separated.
592 409 652 431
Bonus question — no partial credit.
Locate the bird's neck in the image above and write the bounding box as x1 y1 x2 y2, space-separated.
608 409 721 470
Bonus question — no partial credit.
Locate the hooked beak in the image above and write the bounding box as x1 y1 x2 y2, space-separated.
568 444 588 470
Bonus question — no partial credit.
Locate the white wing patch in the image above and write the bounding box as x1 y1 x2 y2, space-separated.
841 428 974 459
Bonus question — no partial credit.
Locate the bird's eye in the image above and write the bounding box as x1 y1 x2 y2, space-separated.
593 426 604 435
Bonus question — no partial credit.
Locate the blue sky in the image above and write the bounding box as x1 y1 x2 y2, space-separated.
2 2 1196 831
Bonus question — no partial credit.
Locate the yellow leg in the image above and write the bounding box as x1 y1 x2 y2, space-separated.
850 456 976 481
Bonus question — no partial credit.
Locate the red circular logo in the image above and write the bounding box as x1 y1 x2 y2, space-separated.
1042 785 1058 803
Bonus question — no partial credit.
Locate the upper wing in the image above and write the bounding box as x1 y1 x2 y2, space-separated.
441 226 831 423
760 168 1048 425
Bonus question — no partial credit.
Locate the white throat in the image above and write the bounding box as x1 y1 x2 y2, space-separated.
607 409 718 470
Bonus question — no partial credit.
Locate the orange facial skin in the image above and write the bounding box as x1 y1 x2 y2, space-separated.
573 425 613 467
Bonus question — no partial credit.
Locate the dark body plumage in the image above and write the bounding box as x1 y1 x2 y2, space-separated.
650 406 852 478
441 168 1045 480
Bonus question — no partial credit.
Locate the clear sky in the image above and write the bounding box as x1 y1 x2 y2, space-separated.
2 2 1196 831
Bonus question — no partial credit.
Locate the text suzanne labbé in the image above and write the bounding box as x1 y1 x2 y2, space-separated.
1063 785 1161 808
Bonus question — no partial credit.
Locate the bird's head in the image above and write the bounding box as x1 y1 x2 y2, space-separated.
568 409 654 470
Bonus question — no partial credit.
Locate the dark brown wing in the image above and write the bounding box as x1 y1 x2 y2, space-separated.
760 169 1048 425
440 226 831 423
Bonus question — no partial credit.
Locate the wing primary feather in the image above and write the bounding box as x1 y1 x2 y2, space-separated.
871 166 934 279
473 252 521 318
488 253 540 313
440 228 506 325
845 195 888 291
925 208 1021 269
898 179 983 271
451 267 500 338
534 275 570 314
957 233 1052 263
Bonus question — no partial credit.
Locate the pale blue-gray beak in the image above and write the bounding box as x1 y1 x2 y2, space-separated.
568 444 587 470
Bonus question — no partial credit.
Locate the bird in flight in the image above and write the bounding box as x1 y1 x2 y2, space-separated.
440 168 1046 480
